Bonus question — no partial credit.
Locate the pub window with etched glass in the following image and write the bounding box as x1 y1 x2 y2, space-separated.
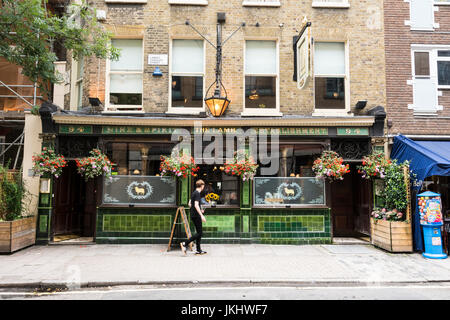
254 143 326 207
194 139 240 207
102 141 177 206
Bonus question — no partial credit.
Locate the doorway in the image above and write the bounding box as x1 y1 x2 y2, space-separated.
330 163 372 239
51 161 97 243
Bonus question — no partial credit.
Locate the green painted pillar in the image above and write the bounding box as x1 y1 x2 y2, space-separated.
35 135 56 244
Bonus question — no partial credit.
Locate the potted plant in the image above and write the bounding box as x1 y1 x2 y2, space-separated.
160 154 199 178
312 151 350 182
0 165 35 253
75 149 113 181
221 152 259 181
370 160 413 253
32 147 67 178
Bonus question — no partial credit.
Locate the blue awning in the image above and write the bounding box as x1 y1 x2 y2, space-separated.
390 135 450 252
391 135 450 191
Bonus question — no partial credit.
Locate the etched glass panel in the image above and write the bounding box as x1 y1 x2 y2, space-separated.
103 175 176 205
253 177 325 206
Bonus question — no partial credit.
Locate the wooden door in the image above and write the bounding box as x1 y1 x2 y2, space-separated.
52 162 83 236
353 173 372 236
81 177 97 237
330 174 355 236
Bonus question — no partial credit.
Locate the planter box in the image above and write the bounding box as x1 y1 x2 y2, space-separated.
0 216 36 253
370 218 413 252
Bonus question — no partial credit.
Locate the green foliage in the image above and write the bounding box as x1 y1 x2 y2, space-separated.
0 165 29 221
383 160 410 213
0 0 120 95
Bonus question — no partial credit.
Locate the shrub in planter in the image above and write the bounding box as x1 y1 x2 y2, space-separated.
0 165 35 253
369 161 413 252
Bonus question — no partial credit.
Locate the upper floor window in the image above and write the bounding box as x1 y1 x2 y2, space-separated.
70 56 84 110
313 42 349 115
409 0 436 31
243 40 280 116
242 0 281 7
168 39 205 113
312 0 350 8
106 39 143 112
410 46 450 114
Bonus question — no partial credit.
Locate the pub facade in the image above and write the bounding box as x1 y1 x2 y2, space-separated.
32 0 387 245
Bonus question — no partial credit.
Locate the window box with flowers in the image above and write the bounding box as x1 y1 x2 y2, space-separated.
368 159 413 253
160 154 199 179
75 149 113 181
221 152 259 182
32 147 67 178
312 151 350 182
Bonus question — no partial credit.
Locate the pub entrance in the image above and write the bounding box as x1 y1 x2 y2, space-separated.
330 163 372 240
51 161 97 243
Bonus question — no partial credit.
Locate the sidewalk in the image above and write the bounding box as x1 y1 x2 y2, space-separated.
1 243 450 288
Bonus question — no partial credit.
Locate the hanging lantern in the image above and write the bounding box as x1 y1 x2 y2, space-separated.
204 80 230 117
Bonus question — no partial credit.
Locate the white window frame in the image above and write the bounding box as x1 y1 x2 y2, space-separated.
168 0 208 5
105 0 148 3
242 0 281 7
70 56 84 111
312 0 350 8
312 41 351 117
409 44 449 114
405 0 439 31
241 39 282 117
167 39 206 115
104 38 145 113
434 0 450 5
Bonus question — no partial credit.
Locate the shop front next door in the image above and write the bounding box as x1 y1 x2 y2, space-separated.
52 161 96 239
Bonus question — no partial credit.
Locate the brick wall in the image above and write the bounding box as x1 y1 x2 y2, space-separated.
384 0 450 136
65 0 386 116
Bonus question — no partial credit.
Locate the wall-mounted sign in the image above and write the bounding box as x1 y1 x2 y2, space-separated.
337 127 369 136
102 126 178 135
59 125 93 134
148 54 168 66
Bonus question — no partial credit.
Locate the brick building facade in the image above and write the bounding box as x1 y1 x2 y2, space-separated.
33 0 391 245
384 0 450 137
64 0 387 116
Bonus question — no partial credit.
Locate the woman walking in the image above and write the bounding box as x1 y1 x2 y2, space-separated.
180 179 207 255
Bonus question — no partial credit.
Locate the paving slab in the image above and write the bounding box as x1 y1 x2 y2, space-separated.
0 244 449 287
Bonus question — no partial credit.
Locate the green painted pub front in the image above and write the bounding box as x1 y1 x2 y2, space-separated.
36 116 383 246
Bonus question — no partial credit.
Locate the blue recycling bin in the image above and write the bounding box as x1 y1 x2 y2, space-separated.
417 191 447 259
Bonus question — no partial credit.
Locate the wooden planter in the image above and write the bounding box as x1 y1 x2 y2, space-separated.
0 216 36 253
370 166 413 253
370 218 413 252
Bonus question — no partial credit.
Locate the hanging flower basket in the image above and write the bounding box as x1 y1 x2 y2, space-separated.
160 154 199 178
357 152 392 179
75 149 113 181
312 151 349 182
222 152 259 181
32 147 67 178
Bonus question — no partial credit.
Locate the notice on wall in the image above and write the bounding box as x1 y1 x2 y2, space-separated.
148 54 168 65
